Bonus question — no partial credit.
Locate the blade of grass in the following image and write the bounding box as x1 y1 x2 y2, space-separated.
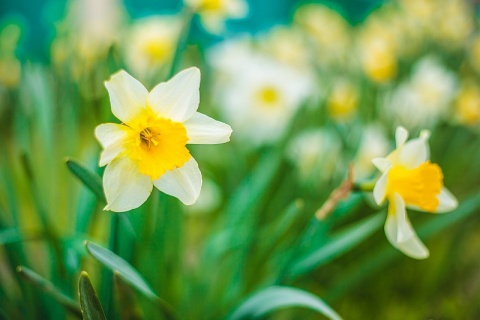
327 192 480 301
289 211 384 279
0 228 22 245
227 286 342 320
78 271 106 320
84 241 178 320
65 158 105 203
16 266 81 318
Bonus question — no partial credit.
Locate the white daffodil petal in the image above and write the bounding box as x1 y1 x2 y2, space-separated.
373 171 388 205
105 70 148 123
398 136 429 169
103 157 153 212
372 157 391 173
148 67 200 122
95 123 129 167
391 194 413 243
385 194 429 259
435 187 459 213
184 112 232 144
395 126 409 147
154 157 202 205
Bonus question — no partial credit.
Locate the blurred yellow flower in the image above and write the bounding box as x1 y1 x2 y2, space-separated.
95 67 232 212
455 81 480 126
328 79 359 121
185 0 248 34
0 23 21 88
359 35 397 83
372 126 458 259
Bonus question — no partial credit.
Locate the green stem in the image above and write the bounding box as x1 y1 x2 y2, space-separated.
100 213 120 318
168 8 194 78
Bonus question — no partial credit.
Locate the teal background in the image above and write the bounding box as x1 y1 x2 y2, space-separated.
0 0 384 61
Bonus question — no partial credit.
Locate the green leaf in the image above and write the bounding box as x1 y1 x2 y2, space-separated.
85 241 156 299
227 286 342 320
16 266 81 318
289 212 384 278
84 241 178 320
0 228 22 245
66 158 105 202
78 271 106 320
113 272 143 320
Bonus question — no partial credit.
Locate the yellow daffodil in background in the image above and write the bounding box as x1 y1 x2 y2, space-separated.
185 0 248 34
455 80 480 126
95 67 232 212
0 23 21 88
372 126 458 259
328 79 359 121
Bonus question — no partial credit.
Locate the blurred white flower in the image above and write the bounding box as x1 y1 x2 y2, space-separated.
185 0 248 34
287 129 343 185
354 125 390 181
54 0 126 64
208 40 312 146
95 68 232 212
294 4 351 67
124 16 182 81
372 126 458 259
383 56 458 129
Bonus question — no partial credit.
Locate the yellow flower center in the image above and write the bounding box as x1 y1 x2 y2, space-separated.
257 86 280 107
199 0 223 11
123 108 190 180
143 40 172 62
386 161 443 212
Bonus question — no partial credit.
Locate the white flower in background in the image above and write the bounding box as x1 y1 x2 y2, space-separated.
185 0 248 34
95 67 232 212
54 0 125 63
124 16 182 81
257 26 312 71
210 47 312 146
287 129 343 185
354 125 390 180
383 56 458 129
372 126 458 259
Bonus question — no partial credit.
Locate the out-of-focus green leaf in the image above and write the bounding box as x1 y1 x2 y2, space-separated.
84 241 177 320
0 228 22 245
227 286 342 320
78 271 106 320
66 158 105 202
290 212 384 278
16 266 81 318
327 193 480 302
113 272 143 320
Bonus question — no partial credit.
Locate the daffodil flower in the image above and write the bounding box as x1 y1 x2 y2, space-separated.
372 126 458 259
185 0 248 34
95 67 232 212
